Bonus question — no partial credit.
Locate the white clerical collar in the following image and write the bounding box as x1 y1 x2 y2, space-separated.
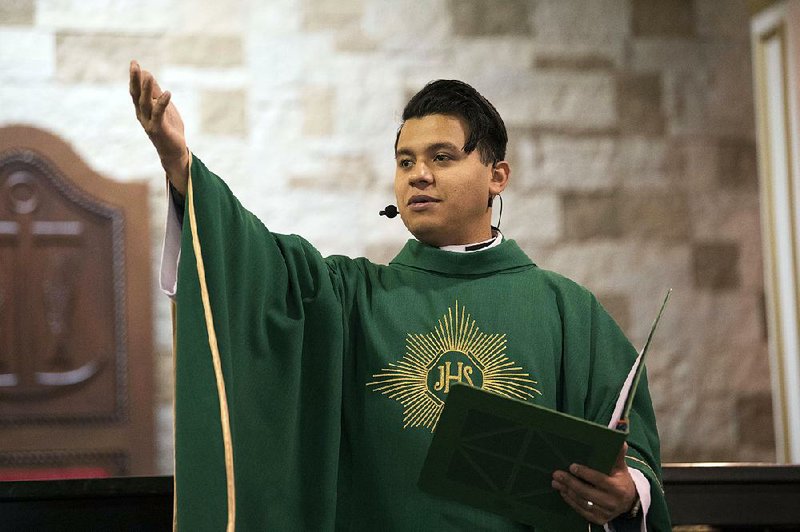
439 229 503 253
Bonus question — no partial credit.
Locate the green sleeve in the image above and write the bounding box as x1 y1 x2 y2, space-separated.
174 155 346 531
555 283 671 531
590 298 672 532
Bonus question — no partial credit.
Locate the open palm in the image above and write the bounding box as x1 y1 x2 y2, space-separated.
129 60 189 193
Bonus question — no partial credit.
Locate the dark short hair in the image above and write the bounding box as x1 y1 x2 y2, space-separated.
396 79 507 165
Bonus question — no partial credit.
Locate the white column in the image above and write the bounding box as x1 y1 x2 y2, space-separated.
752 0 800 463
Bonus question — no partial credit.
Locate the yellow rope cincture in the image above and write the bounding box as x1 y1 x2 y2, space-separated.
625 455 664 493
188 167 237 532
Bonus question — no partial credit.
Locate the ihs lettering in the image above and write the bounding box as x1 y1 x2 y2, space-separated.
433 361 476 394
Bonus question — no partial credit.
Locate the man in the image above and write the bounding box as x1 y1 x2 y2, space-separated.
130 60 670 530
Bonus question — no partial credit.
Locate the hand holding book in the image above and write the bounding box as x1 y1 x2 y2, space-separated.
550 289 673 524
551 442 638 525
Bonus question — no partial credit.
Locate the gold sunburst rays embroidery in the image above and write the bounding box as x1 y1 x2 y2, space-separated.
367 301 542 431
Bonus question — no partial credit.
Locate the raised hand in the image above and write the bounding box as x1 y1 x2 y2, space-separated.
129 60 189 195
551 443 639 525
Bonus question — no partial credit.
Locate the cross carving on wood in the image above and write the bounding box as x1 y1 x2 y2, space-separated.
1 168 104 396
0 151 119 418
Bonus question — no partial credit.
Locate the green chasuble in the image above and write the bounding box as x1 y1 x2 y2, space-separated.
174 156 671 531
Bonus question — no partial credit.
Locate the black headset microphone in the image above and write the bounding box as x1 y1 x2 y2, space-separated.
378 196 503 228
379 205 398 218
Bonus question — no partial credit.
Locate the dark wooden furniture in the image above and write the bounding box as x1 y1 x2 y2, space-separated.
0 476 172 532
664 463 800 529
0 125 155 479
1 464 800 530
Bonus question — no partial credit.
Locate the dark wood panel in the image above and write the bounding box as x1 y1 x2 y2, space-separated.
664 463 800 528
2 465 800 530
0 476 172 532
0 152 119 418
0 126 155 477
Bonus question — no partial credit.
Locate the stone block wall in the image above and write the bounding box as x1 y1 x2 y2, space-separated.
0 0 773 471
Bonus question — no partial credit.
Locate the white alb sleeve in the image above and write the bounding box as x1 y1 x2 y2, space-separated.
159 184 182 299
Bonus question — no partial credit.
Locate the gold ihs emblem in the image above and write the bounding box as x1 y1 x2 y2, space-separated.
367 301 541 431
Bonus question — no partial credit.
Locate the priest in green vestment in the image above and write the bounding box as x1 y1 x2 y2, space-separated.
130 60 671 531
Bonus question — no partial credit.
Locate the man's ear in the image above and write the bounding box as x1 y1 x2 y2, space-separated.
489 161 510 195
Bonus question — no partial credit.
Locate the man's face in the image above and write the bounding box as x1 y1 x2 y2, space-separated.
394 114 508 247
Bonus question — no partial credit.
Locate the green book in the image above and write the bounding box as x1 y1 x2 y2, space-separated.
418 290 671 530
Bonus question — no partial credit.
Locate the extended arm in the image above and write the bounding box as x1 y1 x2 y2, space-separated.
129 60 190 195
